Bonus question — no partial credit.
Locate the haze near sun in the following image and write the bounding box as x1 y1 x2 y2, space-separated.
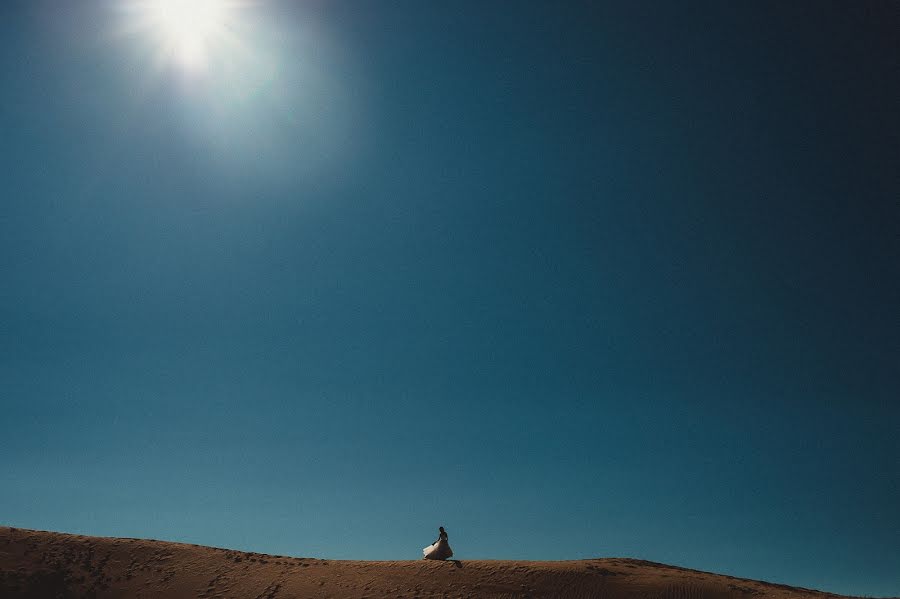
127 0 241 70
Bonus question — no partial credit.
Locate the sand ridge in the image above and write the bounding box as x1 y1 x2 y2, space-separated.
0 526 872 598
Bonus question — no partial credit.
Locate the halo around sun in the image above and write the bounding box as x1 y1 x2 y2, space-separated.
110 0 355 179
121 0 245 71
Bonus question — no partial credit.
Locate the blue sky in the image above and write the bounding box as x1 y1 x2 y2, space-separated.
1 1 898 596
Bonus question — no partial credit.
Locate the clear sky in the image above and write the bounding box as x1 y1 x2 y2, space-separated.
1 1 898 596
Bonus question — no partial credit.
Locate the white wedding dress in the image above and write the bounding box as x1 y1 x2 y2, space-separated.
422 538 453 560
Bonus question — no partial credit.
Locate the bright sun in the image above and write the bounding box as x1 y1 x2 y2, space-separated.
128 0 240 70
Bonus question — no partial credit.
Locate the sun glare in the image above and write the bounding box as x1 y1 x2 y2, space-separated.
112 0 350 177
127 0 239 70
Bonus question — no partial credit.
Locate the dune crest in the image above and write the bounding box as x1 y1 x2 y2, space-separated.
0 526 864 598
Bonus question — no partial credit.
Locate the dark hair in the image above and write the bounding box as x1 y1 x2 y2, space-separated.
439 526 445 532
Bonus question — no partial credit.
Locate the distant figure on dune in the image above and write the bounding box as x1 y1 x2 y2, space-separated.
422 526 453 560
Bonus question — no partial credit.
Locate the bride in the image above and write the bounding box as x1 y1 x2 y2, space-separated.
422 526 453 560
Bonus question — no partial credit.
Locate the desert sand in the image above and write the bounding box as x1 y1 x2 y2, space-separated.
0 526 867 599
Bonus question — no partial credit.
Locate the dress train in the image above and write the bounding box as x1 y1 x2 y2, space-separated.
422 539 453 560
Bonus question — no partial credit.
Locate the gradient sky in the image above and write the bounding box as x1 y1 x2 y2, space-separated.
1 1 898 596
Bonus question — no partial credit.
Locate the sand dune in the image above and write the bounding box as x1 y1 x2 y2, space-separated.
0 526 866 598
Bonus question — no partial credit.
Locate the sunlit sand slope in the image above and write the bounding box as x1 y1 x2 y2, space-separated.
0 526 866 599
